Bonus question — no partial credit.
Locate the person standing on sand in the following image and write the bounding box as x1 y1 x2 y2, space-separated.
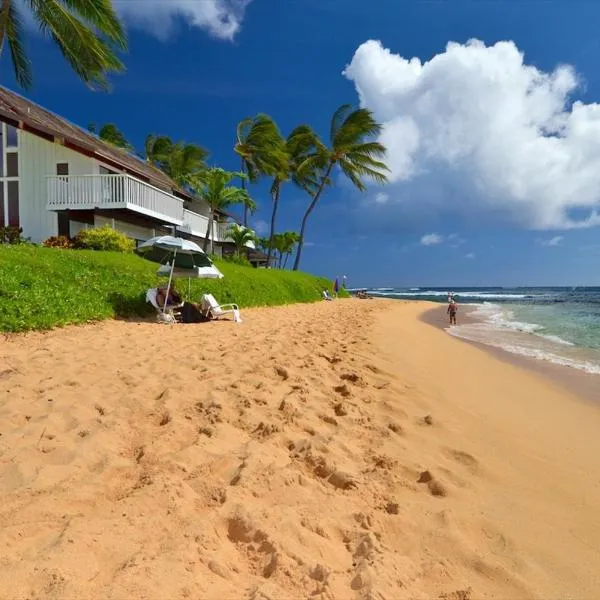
447 299 458 325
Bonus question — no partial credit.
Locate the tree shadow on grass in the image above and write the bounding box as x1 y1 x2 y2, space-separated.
107 292 153 320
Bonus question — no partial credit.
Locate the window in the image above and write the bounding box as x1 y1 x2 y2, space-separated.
99 165 116 175
0 128 3 177
6 124 18 147
56 163 69 176
0 184 4 227
7 181 19 227
6 153 18 177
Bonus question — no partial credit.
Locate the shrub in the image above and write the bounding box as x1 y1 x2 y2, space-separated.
43 235 73 249
0 226 29 245
72 226 134 252
222 253 252 267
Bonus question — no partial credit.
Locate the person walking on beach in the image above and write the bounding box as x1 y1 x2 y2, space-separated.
447 299 458 325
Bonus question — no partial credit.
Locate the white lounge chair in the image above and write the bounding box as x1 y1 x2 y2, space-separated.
146 288 184 324
200 293 241 322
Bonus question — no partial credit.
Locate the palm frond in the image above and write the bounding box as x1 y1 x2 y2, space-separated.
333 108 383 149
330 104 353 144
58 0 126 48
32 0 124 90
3 1 32 89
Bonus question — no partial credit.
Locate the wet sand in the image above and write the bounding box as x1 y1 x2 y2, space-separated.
421 303 600 405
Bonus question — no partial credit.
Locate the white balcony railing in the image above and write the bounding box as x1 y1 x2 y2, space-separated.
47 174 185 225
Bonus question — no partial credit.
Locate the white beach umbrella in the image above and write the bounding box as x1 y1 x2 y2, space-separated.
136 235 216 313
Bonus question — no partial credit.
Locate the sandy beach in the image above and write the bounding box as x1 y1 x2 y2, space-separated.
1 299 600 599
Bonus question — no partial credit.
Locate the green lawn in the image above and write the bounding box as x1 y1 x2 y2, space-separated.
0 246 342 332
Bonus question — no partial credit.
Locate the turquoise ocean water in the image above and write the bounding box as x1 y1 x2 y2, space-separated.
365 287 600 375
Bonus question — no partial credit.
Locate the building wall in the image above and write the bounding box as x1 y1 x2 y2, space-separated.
19 128 95 242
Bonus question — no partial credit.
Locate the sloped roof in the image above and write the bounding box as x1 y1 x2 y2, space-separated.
0 85 188 197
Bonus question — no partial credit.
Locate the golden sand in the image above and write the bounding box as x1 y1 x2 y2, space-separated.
1 299 599 598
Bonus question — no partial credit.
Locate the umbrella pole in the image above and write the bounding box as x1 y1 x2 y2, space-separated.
164 250 176 314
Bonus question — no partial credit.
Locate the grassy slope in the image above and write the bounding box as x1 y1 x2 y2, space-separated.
0 246 342 332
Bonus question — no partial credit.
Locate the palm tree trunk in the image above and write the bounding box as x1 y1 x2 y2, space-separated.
203 209 213 253
278 252 283 269
293 162 333 271
283 252 290 269
266 183 280 267
241 159 249 227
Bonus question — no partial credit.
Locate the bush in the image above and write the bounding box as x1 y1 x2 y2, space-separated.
72 226 134 252
222 254 251 267
43 235 73 249
0 226 29 245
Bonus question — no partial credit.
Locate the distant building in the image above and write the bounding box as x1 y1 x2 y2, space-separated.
0 86 265 263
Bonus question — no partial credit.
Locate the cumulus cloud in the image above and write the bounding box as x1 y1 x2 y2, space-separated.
540 235 564 246
420 233 443 246
113 0 251 40
344 39 600 231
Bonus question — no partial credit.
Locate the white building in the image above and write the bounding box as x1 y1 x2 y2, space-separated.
0 86 264 262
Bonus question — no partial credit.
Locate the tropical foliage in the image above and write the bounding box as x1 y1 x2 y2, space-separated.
186 168 255 253
291 105 389 270
0 0 127 90
144 135 208 186
271 231 300 269
227 224 257 258
234 115 287 225
72 225 134 252
88 123 133 151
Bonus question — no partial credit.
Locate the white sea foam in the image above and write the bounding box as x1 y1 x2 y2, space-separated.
368 290 531 299
448 326 600 374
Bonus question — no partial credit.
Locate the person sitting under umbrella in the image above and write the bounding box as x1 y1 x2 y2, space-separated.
156 284 183 310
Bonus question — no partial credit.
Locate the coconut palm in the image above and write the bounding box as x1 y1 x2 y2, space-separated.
0 0 127 90
292 105 389 271
144 135 174 166
144 135 208 186
270 231 300 269
234 114 287 226
267 125 320 266
89 123 132 151
187 168 255 254
227 224 257 258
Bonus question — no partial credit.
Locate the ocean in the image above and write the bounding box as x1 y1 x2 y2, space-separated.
365 287 600 375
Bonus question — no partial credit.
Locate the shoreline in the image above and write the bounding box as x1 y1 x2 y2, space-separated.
420 302 600 406
1 299 600 598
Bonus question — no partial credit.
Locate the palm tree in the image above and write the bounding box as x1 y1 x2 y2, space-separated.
234 114 287 226
187 168 255 254
144 135 208 186
0 0 127 90
267 125 320 266
144 135 174 166
88 123 132 151
292 105 389 271
280 231 300 269
227 224 257 258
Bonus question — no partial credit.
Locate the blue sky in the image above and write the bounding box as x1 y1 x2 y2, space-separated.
4 0 600 287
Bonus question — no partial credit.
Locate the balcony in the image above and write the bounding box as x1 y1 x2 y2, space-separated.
180 211 252 245
47 174 185 225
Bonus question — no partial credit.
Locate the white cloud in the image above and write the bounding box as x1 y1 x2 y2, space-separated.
374 192 389 204
420 233 443 246
465 252 475 259
344 39 600 231
252 219 269 236
18 0 251 41
540 235 564 246
114 0 251 40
